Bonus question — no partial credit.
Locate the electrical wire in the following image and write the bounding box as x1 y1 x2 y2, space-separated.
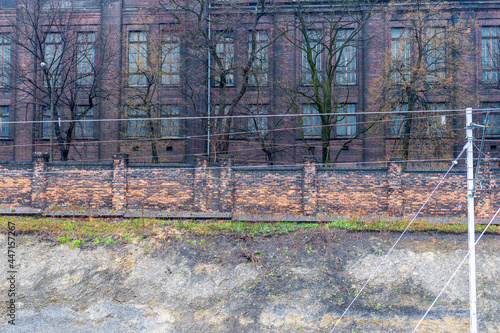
329 143 468 333
2 108 467 125
411 206 500 333
0 113 467 157
0 156 467 177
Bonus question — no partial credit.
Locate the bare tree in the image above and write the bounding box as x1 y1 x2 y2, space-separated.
120 21 183 163
11 0 116 161
373 0 473 166
278 0 374 164
160 0 276 162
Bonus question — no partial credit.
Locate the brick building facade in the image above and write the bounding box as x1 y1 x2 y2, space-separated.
0 0 499 165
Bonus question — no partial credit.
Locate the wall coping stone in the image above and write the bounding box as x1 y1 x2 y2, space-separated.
234 166 302 171
0 161 32 165
318 167 389 172
48 162 113 167
128 163 195 168
405 168 467 173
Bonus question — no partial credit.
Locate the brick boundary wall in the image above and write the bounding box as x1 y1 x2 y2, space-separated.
0 153 497 220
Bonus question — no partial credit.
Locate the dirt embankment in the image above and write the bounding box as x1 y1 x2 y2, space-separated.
2 229 500 332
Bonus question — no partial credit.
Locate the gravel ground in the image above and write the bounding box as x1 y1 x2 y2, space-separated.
1 230 500 332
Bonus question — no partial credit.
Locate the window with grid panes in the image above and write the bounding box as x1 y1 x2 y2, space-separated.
391 28 410 83
302 30 322 84
128 32 148 86
336 104 356 136
74 106 94 138
482 27 500 83
336 29 356 85
391 104 408 136
161 33 180 85
249 31 268 85
425 27 446 82
42 107 61 138
215 31 234 86
127 108 147 137
0 34 10 86
77 32 95 86
0 106 9 137
44 33 63 86
160 105 180 137
482 102 500 135
301 104 321 137
248 105 267 136
427 103 446 135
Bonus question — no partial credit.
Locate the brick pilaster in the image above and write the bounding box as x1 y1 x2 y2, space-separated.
31 152 49 209
193 155 209 211
112 154 128 211
476 160 491 219
303 156 317 216
388 158 403 216
218 155 234 213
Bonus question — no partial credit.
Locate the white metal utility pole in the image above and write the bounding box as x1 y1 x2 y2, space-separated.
207 1 211 157
466 107 477 333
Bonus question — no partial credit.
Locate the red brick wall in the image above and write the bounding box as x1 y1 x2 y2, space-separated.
0 154 496 220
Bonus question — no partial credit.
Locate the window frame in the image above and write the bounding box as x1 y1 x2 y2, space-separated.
390 104 409 137
390 27 411 83
215 31 235 87
481 26 500 83
76 32 96 86
160 105 180 138
0 106 9 138
249 30 269 86
482 102 500 136
425 27 446 82
42 106 61 139
301 104 321 137
0 33 10 87
44 32 63 87
336 104 356 137
74 106 94 139
247 105 268 137
426 102 447 136
336 29 357 85
161 32 180 85
301 29 322 85
127 107 147 137
128 31 148 86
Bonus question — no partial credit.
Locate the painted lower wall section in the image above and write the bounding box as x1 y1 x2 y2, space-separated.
0 153 497 219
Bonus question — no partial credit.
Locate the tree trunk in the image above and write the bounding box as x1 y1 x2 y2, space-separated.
151 141 159 163
401 114 413 167
321 125 331 164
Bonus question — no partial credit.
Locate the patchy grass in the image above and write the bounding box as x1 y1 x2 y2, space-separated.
165 220 318 235
0 216 498 247
326 217 500 234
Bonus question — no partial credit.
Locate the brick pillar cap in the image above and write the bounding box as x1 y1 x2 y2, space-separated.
32 152 49 161
195 154 209 161
113 154 129 166
216 154 234 163
303 156 318 163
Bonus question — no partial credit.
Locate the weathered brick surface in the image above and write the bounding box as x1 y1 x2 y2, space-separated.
0 162 32 207
1 154 499 219
126 167 194 211
401 171 468 217
233 168 303 215
44 163 113 209
317 167 389 216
